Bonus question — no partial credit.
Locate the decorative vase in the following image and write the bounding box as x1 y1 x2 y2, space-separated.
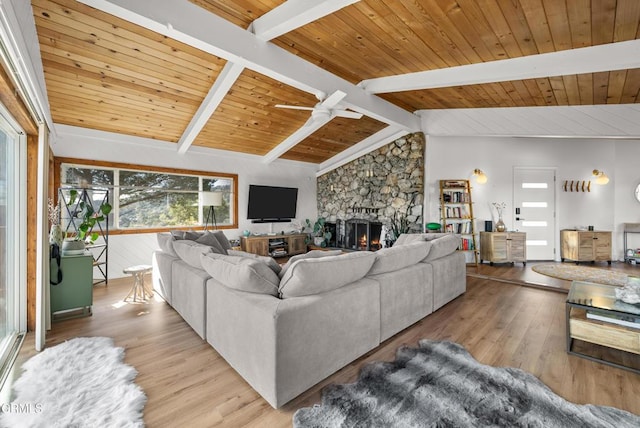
61 239 86 255
495 217 506 232
313 237 325 246
49 224 63 247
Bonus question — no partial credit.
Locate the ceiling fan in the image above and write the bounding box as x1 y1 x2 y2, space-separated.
275 90 363 123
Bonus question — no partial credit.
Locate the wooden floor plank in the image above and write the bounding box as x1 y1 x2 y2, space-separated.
12 263 640 426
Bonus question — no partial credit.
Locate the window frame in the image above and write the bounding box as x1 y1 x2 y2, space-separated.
54 157 238 234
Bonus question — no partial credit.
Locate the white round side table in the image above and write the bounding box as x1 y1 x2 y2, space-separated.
123 265 153 302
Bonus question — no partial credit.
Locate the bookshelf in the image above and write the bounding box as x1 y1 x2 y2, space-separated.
439 179 478 267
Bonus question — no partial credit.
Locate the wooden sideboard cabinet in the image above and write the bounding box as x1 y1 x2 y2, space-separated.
241 233 307 258
479 231 527 266
560 230 611 264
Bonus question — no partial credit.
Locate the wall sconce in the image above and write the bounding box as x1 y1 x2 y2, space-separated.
592 169 609 185
472 168 488 184
364 168 374 178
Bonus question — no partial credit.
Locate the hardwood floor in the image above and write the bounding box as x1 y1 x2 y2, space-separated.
13 262 640 427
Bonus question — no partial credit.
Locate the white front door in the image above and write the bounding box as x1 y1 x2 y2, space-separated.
513 168 556 260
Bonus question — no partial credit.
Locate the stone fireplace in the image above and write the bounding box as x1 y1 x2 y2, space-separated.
317 133 425 242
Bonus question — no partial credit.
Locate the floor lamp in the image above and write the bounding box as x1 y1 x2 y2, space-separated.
202 191 223 230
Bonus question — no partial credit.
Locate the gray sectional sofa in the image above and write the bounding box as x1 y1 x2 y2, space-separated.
151 230 466 408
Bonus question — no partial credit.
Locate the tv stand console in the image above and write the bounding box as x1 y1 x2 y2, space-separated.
241 233 307 258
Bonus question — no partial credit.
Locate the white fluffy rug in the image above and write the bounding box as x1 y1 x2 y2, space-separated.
1 337 146 428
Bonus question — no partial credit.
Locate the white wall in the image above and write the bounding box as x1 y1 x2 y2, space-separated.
425 135 640 261
52 125 318 278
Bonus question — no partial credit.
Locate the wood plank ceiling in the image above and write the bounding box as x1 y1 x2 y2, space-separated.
33 0 640 164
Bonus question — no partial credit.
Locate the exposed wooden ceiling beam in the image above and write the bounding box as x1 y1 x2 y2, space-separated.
179 1 359 154
77 0 420 133
262 115 333 164
251 0 360 41
177 62 245 154
316 126 408 176
360 40 640 94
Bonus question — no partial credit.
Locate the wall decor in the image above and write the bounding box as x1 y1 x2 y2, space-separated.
562 180 591 192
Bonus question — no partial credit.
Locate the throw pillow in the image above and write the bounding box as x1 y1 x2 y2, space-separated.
368 241 432 275
196 231 227 254
173 240 213 269
184 231 203 241
279 251 376 298
212 231 232 251
156 232 178 257
278 249 342 278
200 253 279 296
226 249 282 275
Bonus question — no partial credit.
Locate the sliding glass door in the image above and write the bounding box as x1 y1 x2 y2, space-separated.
0 106 26 383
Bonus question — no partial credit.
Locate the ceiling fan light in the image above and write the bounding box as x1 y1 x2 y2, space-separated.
311 109 331 121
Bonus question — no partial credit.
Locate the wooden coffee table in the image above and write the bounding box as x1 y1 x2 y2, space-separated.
566 279 640 374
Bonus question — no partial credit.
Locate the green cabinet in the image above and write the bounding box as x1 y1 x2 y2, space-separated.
50 253 93 317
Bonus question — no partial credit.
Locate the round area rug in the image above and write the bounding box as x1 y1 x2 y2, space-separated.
532 263 629 286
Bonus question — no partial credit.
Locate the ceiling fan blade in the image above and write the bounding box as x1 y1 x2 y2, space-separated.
334 110 363 119
274 104 314 111
321 90 347 109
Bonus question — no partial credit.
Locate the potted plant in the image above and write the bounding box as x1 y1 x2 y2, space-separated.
388 194 417 244
62 189 112 253
305 217 332 247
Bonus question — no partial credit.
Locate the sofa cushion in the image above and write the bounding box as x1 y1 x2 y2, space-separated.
173 240 213 269
227 249 281 275
278 250 342 279
368 241 432 275
395 233 452 246
279 251 376 298
200 253 279 296
157 232 177 257
424 234 460 261
196 231 227 254
212 231 232 252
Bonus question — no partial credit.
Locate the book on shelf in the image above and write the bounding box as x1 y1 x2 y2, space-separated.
586 310 640 329
444 222 472 234
458 237 475 251
442 191 470 203
444 206 470 218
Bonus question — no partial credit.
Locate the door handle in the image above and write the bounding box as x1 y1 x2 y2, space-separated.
516 217 525 221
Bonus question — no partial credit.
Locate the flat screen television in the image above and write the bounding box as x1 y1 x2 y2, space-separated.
247 185 298 223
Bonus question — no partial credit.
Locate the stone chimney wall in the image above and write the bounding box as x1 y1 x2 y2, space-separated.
317 132 424 231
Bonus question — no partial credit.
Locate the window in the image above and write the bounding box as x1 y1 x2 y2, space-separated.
60 162 237 231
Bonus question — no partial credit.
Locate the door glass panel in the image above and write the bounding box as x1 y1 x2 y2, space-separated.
0 129 8 339
0 111 23 381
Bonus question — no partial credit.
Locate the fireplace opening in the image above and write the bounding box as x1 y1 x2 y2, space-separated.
345 219 382 251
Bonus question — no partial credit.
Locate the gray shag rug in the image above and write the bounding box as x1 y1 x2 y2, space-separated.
293 340 640 427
